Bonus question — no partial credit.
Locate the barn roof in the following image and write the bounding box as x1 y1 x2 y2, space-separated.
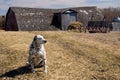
9 7 57 17
57 9 78 14
10 7 55 12
55 6 102 15
9 6 100 14
9 6 103 17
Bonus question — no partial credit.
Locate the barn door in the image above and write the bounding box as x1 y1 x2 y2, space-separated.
69 13 77 23
62 14 70 30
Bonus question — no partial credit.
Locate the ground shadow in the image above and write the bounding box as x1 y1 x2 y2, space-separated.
0 65 32 78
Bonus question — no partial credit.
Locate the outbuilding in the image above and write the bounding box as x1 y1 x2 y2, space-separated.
112 17 120 31
52 9 77 30
61 9 77 30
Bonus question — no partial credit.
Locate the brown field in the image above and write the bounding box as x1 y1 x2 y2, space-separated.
0 31 120 80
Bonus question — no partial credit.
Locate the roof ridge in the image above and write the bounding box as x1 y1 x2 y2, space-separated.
9 6 97 10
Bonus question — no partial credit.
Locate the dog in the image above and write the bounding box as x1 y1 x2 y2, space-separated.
28 35 47 73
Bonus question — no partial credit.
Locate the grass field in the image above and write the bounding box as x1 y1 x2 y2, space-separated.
0 31 120 80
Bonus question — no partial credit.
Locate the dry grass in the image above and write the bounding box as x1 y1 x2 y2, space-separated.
0 31 120 80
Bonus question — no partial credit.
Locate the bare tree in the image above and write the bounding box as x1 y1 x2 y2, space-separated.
101 7 120 21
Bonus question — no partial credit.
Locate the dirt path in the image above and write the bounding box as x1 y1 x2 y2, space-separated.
0 31 120 80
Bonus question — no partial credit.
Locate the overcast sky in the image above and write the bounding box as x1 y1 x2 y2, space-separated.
0 0 120 15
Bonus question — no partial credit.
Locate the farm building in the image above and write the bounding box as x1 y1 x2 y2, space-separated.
112 17 120 31
5 6 104 31
5 7 57 31
52 9 78 30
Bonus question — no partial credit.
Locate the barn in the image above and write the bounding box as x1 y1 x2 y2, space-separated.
5 7 58 31
5 6 104 31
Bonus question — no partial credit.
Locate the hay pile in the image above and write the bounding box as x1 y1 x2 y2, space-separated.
67 22 86 32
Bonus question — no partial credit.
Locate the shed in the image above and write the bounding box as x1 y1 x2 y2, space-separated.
112 17 120 31
52 9 78 30
61 9 77 30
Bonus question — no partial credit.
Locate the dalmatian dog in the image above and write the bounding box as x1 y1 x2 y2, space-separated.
28 35 47 73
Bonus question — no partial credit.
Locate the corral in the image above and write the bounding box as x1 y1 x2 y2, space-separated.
87 21 113 33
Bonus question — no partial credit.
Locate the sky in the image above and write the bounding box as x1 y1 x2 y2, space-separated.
0 0 120 15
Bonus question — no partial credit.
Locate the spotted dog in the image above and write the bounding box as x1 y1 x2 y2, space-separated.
28 35 47 73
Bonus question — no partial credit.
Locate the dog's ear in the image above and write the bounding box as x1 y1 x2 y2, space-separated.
34 36 37 41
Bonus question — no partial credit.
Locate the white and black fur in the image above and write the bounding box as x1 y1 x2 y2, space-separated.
28 35 47 73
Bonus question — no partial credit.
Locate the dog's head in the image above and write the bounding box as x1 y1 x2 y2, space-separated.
34 35 47 45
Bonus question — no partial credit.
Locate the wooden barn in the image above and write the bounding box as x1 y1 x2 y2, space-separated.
5 7 58 31
5 6 104 31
